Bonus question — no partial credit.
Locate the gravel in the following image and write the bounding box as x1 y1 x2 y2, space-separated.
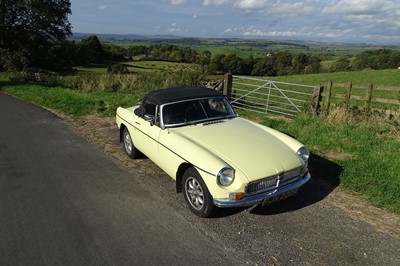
68 115 400 266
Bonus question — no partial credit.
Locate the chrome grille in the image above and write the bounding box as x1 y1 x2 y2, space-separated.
245 177 278 195
279 168 302 186
245 167 304 196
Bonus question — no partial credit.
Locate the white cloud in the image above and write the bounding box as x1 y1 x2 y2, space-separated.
242 25 354 40
203 0 230 7
166 22 181 33
323 0 400 31
71 0 400 44
234 0 315 16
171 0 188 5
235 0 267 10
166 27 182 32
269 2 316 15
323 0 383 15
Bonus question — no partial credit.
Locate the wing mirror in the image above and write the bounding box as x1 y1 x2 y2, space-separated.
144 114 155 126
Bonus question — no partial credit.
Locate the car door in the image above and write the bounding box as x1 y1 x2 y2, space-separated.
132 101 161 161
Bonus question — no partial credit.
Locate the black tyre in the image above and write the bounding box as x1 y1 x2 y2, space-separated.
122 127 141 159
183 167 215 218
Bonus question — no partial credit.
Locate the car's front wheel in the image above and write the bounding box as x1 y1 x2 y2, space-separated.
183 167 215 218
123 127 141 159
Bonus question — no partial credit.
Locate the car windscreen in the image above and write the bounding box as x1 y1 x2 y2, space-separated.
161 97 236 127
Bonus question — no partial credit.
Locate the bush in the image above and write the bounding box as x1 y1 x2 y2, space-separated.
43 65 206 93
107 64 129 74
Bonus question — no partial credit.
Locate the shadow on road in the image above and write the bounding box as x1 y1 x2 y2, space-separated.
250 153 342 215
213 153 343 218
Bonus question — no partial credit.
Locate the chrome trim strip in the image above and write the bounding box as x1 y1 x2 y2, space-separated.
213 172 311 208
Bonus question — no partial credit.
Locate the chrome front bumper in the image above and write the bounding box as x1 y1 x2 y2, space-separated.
213 172 311 208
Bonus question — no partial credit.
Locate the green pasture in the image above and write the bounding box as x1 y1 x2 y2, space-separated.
109 39 399 60
196 45 266 59
75 61 198 75
125 61 194 74
267 69 400 86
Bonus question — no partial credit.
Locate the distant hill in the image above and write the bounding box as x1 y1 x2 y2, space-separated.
70 33 399 52
70 33 327 48
71 33 183 41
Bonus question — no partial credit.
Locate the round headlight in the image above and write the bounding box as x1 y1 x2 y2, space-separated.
217 167 235 186
297 146 310 162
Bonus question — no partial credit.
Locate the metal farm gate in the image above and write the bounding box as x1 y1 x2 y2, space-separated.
229 75 316 117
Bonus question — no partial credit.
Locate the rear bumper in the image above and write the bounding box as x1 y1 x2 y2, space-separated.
213 172 311 208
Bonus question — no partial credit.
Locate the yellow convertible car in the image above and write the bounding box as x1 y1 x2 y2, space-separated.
116 87 311 217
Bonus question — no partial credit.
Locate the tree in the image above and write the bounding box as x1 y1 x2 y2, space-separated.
353 49 400 70
331 57 351 72
0 0 72 70
103 44 127 61
222 54 243 74
293 53 309 74
79 36 104 63
252 57 276 76
199 50 211 67
274 51 293 76
242 56 255 75
209 54 225 74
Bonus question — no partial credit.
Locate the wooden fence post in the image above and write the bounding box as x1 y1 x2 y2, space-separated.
325 81 333 115
365 83 373 111
345 82 352 110
223 73 233 99
312 85 324 115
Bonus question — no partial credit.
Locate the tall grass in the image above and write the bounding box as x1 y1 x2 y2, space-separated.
48 66 206 93
1 85 136 117
255 106 400 213
0 67 207 117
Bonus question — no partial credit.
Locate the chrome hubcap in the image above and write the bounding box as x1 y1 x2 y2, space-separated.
185 177 204 210
124 132 132 153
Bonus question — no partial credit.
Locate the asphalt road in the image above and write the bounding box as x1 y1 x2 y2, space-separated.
0 93 236 265
1 92 400 266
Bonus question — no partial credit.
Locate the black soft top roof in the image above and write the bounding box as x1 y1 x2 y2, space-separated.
144 86 224 105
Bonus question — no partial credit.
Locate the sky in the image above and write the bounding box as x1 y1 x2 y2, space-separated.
69 0 400 45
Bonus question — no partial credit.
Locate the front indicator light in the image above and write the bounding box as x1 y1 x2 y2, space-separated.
229 193 245 201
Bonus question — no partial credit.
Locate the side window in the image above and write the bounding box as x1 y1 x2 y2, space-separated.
143 102 156 116
208 99 226 113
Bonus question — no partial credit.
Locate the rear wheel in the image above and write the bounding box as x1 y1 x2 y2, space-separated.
183 167 215 218
123 127 141 159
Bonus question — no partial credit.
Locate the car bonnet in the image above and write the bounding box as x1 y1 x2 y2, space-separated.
173 118 304 182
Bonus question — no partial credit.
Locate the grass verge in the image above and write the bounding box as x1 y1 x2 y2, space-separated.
258 113 400 213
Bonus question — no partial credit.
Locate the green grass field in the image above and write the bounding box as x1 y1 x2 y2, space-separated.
110 39 391 60
267 68 400 86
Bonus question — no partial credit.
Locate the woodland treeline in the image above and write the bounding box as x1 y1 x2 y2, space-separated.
1 0 399 76
87 42 400 76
